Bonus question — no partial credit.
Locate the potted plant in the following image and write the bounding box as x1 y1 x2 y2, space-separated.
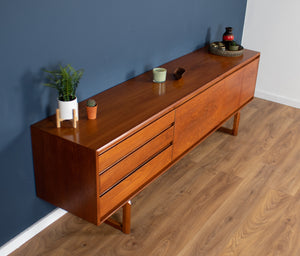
43 64 84 120
86 98 98 120
228 41 239 51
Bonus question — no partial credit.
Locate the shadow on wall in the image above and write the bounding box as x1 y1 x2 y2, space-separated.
194 26 224 51
22 67 58 121
193 27 213 51
0 68 58 245
205 27 212 45
125 63 155 82
0 129 55 245
201 25 236 48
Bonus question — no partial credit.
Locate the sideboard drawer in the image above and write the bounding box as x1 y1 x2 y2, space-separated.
98 110 175 172
99 126 174 194
100 145 173 220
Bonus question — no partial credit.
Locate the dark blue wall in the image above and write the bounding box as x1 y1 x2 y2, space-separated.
0 0 247 246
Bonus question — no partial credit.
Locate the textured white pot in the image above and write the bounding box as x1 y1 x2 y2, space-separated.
57 97 79 120
153 67 167 83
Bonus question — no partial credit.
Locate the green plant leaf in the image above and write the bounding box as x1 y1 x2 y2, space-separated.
43 64 84 101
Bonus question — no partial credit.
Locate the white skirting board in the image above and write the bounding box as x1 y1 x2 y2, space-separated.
255 89 300 109
0 208 67 256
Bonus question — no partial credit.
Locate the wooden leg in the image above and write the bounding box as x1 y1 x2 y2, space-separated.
218 111 240 136
104 218 122 231
72 109 77 128
56 108 78 128
56 109 61 128
122 200 131 234
104 200 131 234
232 111 240 136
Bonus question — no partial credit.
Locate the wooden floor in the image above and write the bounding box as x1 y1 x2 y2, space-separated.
10 98 300 256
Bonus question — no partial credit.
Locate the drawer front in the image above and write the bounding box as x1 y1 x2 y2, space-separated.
99 126 174 194
97 110 175 172
100 145 173 220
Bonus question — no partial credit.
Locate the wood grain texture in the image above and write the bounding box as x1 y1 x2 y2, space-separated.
31 48 259 153
99 126 174 194
173 74 240 159
100 145 173 220
14 98 300 255
97 110 175 171
31 127 98 224
173 56 258 159
31 47 259 228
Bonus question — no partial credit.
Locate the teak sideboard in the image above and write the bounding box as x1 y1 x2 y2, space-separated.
31 46 260 233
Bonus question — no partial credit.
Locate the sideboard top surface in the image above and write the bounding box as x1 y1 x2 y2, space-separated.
32 47 260 152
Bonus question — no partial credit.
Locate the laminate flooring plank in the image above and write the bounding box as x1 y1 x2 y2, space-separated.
101 169 240 255
176 163 276 256
108 161 216 255
227 110 295 179
219 189 292 256
255 197 300 256
9 98 300 256
262 118 300 196
233 188 300 256
129 172 242 256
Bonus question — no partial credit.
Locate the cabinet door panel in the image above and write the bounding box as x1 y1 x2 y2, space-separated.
173 71 242 159
240 58 259 105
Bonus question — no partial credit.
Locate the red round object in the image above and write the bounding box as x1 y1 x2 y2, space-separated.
223 34 234 41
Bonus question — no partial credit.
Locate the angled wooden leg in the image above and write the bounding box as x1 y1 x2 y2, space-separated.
232 111 240 136
218 111 240 136
104 217 122 231
104 200 131 234
122 200 131 234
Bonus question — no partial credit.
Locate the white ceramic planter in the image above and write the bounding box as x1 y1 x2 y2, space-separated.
57 97 79 120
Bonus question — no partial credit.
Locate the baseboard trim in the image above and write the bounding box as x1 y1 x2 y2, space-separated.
255 89 300 109
0 208 66 256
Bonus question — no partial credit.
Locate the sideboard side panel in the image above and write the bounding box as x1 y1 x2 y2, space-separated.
31 127 98 224
240 57 260 105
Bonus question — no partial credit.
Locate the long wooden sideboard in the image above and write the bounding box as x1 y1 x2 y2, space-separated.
31 46 260 233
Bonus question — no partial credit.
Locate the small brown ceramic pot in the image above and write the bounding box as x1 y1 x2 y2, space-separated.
86 105 98 120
